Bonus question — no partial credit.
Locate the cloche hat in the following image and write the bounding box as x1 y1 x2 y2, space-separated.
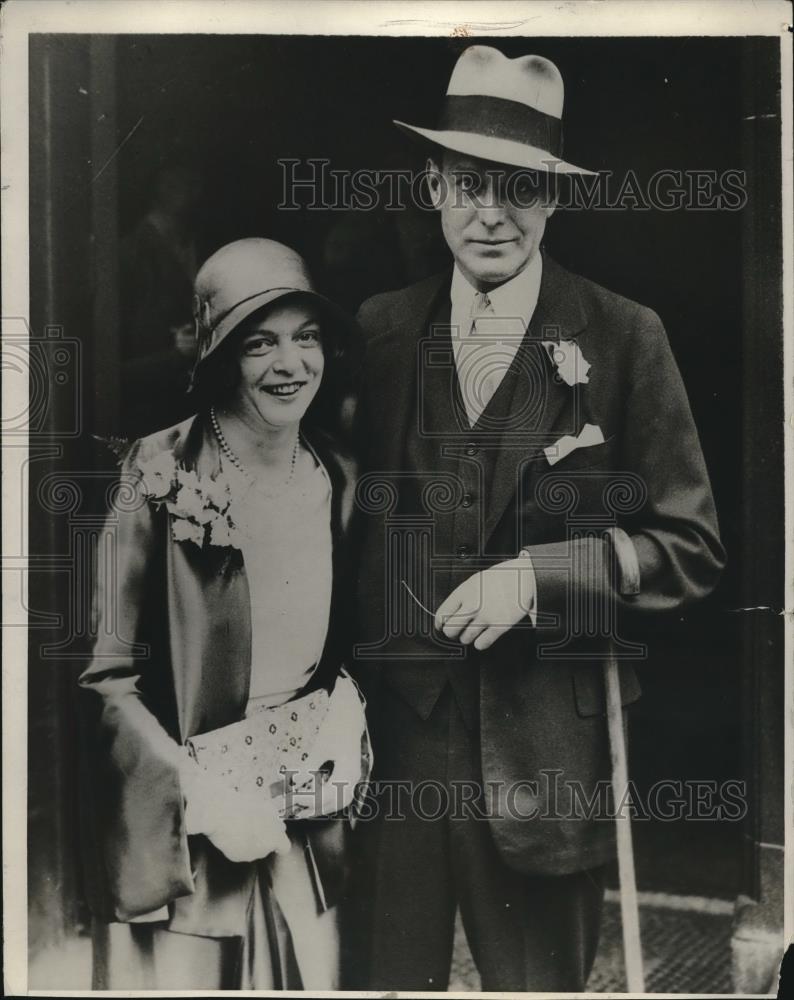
190 237 355 383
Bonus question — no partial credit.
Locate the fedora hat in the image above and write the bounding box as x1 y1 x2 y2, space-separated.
394 45 595 175
189 237 355 383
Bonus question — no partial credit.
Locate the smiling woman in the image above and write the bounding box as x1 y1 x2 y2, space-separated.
224 302 326 438
189 243 355 433
77 238 371 990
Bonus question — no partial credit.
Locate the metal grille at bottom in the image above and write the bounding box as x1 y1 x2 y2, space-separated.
449 899 733 993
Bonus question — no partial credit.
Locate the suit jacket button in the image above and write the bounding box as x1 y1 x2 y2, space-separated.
465 444 478 457
461 493 473 508
457 544 471 558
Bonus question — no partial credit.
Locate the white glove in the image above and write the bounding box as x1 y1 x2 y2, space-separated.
179 751 290 863
435 552 537 650
285 674 368 818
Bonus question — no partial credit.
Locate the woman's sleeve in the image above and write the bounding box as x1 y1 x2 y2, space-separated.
78 444 195 920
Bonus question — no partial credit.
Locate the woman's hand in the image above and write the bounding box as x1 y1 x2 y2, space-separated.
284 674 368 818
203 791 291 863
180 753 290 862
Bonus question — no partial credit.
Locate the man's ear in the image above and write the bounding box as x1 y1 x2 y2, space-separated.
425 157 444 210
543 172 559 218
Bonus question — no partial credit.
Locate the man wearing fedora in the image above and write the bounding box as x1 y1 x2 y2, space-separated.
349 46 724 991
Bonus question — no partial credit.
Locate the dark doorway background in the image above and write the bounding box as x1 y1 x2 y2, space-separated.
27 32 783 964
114 30 748 897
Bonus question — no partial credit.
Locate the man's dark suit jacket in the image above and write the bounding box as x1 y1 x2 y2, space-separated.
352 253 725 877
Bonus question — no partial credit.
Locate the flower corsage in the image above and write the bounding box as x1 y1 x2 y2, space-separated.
136 451 241 553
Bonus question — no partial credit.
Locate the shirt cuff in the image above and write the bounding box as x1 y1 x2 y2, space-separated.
518 548 538 627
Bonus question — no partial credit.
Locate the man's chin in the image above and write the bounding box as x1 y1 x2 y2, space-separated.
467 263 524 288
460 251 532 288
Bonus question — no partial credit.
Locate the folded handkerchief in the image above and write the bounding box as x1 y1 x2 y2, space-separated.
544 423 605 466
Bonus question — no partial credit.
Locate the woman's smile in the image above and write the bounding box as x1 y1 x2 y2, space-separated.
261 380 308 399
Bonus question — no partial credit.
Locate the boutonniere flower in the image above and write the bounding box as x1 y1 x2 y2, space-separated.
542 340 591 386
136 452 241 551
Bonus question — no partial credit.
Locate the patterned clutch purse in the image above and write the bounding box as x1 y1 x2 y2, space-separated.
186 672 371 820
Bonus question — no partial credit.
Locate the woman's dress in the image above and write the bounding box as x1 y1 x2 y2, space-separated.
93 445 339 990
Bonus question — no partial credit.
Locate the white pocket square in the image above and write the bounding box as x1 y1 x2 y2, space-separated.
544 423 605 466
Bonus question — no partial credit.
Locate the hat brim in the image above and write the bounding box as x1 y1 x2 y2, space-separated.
189 286 359 388
394 120 597 176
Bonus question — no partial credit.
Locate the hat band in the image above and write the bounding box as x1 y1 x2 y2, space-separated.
202 286 309 332
438 94 563 160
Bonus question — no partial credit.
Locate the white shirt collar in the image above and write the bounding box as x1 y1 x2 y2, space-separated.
450 251 543 329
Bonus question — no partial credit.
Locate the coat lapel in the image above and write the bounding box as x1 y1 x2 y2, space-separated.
484 254 588 544
302 427 357 688
175 410 221 478
163 416 358 739
365 271 450 475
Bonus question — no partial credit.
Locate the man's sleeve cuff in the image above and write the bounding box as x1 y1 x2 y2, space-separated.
518 548 538 627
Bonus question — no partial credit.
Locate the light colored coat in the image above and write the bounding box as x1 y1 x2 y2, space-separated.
79 413 357 935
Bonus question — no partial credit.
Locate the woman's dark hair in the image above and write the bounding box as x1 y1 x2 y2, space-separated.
189 292 361 436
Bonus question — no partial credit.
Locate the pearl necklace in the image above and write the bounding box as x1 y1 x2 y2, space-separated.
210 406 300 492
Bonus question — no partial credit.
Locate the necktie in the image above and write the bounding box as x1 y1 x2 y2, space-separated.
471 290 493 322
454 291 498 427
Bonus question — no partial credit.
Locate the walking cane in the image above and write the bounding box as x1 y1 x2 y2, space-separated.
602 527 645 993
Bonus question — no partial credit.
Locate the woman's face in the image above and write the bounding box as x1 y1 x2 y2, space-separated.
234 300 325 430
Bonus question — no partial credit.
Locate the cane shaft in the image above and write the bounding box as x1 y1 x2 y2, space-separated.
605 653 645 993
603 526 645 992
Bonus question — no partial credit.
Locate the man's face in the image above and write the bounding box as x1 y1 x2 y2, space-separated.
427 152 555 290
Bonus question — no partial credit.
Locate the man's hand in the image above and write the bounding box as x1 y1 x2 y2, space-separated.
434 554 536 651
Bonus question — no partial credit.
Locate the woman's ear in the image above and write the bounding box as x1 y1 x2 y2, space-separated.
425 157 445 210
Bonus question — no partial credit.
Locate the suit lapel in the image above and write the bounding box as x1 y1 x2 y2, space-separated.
366 271 450 475
484 254 589 544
